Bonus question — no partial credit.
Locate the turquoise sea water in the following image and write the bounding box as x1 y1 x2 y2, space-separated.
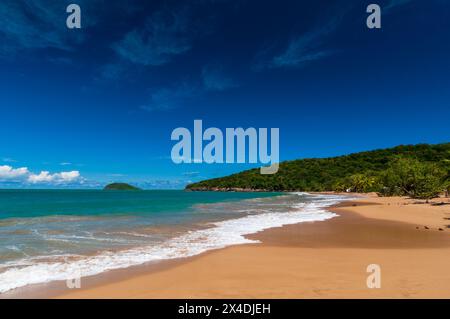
0 190 348 294
0 189 277 219
0 190 278 264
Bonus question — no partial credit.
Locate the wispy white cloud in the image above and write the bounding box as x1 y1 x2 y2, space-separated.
182 171 200 177
140 83 197 112
59 162 72 166
0 0 96 56
202 65 239 91
95 62 129 82
112 7 194 67
255 14 344 70
137 179 190 190
97 4 216 82
140 63 240 113
2 157 17 163
384 0 413 13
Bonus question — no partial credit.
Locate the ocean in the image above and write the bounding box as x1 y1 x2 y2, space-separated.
0 190 347 293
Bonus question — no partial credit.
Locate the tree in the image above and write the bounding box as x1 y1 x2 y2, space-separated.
380 157 446 200
443 181 450 198
441 159 450 197
346 174 377 193
186 143 450 194
332 180 347 192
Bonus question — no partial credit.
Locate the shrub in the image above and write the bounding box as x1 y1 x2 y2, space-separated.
379 157 446 199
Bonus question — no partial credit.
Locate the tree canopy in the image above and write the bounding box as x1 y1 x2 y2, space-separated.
186 143 450 199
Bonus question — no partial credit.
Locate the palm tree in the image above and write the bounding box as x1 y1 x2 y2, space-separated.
348 174 376 193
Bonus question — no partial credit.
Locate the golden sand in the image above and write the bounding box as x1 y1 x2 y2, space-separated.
52 195 450 299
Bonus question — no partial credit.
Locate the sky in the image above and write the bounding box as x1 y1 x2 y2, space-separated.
0 0 449 189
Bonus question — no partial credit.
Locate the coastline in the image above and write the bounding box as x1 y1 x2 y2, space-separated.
4 194 450 299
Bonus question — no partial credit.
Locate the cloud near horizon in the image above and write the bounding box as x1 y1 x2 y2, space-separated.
0 165 82 185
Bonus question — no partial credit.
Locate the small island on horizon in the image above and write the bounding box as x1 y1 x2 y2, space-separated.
103 183 141 191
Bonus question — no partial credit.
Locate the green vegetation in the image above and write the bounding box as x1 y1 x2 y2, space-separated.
186 143 450 200
378 158 445 199
103 183 141 191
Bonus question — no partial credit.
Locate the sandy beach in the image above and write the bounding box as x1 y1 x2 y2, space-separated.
40 194 448 299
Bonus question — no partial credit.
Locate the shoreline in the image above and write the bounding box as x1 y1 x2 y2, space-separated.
3 194 450 298
1 192 342 298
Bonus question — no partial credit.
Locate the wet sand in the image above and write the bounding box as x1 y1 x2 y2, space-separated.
4 195 450 299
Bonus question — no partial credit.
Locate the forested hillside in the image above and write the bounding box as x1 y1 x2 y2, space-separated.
186 143 450 199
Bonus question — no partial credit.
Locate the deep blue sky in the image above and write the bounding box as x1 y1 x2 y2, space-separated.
0 0 449 188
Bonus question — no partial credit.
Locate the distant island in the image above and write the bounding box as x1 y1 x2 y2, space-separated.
103 183 141 191
186 143 450 200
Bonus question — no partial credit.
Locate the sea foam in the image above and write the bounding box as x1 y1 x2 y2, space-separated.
0 194 347 294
